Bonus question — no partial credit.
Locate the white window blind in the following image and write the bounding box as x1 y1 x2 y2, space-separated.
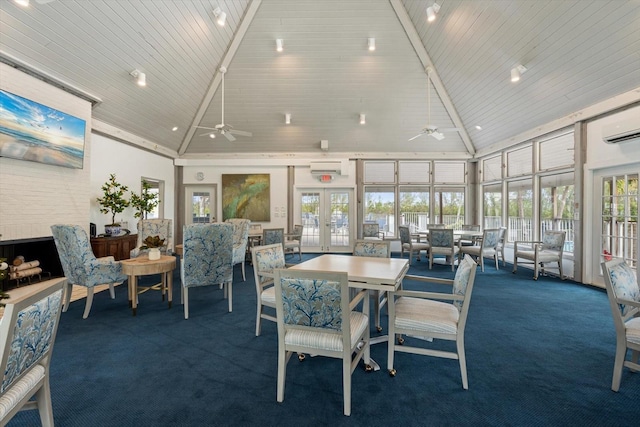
364 161 395 183
507 146 532 177
434 161 466 183
540 133 574 170
398 161 430 183
482 155 502 182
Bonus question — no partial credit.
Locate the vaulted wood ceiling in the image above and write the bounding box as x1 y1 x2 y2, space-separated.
1 0 638 159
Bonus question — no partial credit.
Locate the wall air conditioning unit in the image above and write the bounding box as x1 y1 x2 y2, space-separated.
309 161 346 182
602 118 640 144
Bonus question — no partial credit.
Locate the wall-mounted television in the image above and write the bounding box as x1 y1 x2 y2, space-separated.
0 89 86 169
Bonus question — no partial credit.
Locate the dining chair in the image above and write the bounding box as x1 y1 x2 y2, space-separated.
459 228 501 272
130 219 173 258
51 224 126 319
225 218 250 281
496 227 507 266
428 228 460 271
513 230 566 280
0 278 65 427
459 224 481 246
273 268 372 416
426 223 446 229
601 258 640 391
387 254 478 389
284 224 304 261
263 228 285 252
181 223 234 318
353 239 391 332
251 243 286 336
362 223 383 240
399 225 429 265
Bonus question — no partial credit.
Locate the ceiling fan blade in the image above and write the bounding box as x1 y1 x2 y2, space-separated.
408 133 426 141
430 131 445 141
223 131 236 142
198 131 217 137
229 129 252 137
194 125 219 131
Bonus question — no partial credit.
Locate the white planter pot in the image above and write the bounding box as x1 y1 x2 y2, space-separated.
148 248 161 260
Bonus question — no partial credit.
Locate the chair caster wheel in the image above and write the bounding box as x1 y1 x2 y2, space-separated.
389 369 396 377
365 364 373 372
397 337 404 345
533 277 538 281
298 353 305 362
376 326 383 333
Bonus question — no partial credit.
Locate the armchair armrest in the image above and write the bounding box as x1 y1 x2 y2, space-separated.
513 240 542 251
403 274 454 286
349 288 368 311
617 298 640 309
394 289 463 302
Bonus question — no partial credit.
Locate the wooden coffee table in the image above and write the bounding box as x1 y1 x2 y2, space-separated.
121 255 176 316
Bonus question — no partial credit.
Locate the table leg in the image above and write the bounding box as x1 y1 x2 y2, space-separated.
167 271 173 309
131 275 138 316
128 275 133 308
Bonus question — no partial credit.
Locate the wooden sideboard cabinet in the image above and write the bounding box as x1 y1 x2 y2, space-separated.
90 234 138 261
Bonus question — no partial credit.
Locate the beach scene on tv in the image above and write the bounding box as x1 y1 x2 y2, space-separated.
0 89 86 169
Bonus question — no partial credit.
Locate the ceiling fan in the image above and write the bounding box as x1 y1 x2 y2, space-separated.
194 67 252 142
408 68 460 141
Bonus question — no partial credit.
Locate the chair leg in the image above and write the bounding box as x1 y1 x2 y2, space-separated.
183 287 189 319
343 355 352 416
109 283 116 299
611 340 626 391
227 281 233 312
35 376 54 427
62 282 73 312
558 260 564 280
457 337 468 390
82 287 95 319
429 252 433 269
494 253 499 270
241 261 246 282
512 255 518 273
277 348 288 403
480 254 485 273
256 303 263 336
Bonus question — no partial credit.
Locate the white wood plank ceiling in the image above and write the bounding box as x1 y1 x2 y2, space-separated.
1 0 638 159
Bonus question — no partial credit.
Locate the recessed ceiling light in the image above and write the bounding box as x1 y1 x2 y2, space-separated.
360 114 366 125
285 113 291 124
172 126 178 131
368 38 375 51
209 133 216 139
475 125 482 130
14 0 29 7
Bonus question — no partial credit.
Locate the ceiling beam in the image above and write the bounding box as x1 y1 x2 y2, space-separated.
93 120 178 158
389 0 476 156
178 0 263 155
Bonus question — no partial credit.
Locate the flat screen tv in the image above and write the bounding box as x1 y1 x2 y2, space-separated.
0 89 86 169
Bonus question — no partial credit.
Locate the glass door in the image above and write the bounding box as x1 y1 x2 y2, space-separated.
600 173 638 268
185 185 217 224
298 188 353 252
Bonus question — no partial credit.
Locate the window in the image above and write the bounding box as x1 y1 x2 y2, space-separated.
482 155 502 182
508 179 533 243
483 183 502 229
399 186 429 232
540 172 575 253
141 178 163 219
364 186 395 238
507 145 532 177
434 188 465 228
601 173 638 268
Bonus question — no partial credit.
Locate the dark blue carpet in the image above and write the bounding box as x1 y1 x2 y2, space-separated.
8 253 639 426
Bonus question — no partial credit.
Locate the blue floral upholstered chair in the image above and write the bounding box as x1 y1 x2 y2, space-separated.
273 268 372 416
284 224 304 261
399 225 429 265
353 239 391 332
130 219 173 258
251 243 287 336
428 228 460 271
262 228 285 251
225 218 250 281
387 254 478 389
362 223 383 240
601 259 640 391
181 223 234 318
460 228 501 272
0 278 65 426
513 230 566 280
51 224 126 319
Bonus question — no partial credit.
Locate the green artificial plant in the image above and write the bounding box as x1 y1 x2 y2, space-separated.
96 173 130 226
130 180 159 219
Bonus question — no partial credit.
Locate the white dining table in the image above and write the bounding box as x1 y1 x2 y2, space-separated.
289 254 410 370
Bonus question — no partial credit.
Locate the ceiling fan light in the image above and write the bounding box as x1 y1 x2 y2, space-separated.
276 39 283 52
427 2 440 22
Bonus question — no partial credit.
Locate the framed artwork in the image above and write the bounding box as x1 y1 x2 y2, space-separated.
0 89 86 169
222 174 270 221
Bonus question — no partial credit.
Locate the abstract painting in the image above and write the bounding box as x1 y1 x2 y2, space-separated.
0 89 86 169
222 174 270 221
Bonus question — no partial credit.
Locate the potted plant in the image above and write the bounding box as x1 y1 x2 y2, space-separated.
141 235 166 260
130 180 159 220
96 173 129 236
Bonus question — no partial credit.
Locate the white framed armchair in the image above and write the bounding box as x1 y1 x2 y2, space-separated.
284 224 303 261
512 230 566 280
0 278 65 426
399 225 429 265
601 259 640 391
353 239 391 332
362 223 384 240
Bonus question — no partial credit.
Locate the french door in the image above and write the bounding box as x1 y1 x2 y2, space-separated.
185 185 217 224
297 188 353 253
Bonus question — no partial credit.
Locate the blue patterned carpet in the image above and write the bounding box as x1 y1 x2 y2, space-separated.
8 253 639 426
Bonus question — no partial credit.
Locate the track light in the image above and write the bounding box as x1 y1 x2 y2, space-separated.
14 0 29 7
212 7 226 26
276 39 283 52
360 114 366 125
511 64 528 82
285 113 291 124
426 2 440 22
368 38 376 51
130 69 146 86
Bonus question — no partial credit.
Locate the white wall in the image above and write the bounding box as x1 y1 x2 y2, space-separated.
90 133 175 234
0 63 92 240
583 105 640 285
